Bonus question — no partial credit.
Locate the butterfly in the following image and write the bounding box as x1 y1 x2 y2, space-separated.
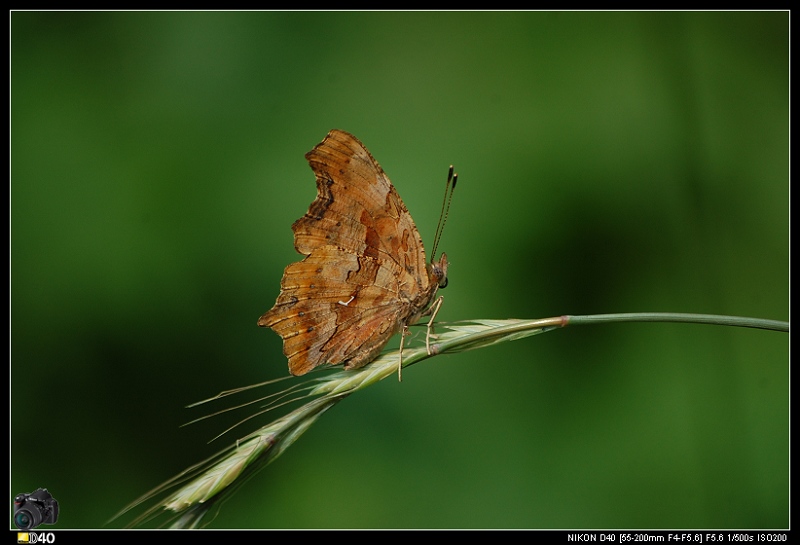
258 129 454 379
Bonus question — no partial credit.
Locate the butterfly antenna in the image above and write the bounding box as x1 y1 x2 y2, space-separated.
431 165 457 260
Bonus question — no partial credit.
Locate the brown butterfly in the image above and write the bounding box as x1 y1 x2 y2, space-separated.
258 129 454 379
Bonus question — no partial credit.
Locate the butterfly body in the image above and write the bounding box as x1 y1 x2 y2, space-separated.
258 129 448 376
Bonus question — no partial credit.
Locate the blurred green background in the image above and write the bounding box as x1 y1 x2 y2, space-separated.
11 11 788 529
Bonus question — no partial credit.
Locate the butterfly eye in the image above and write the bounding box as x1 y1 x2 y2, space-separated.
439 276 448 289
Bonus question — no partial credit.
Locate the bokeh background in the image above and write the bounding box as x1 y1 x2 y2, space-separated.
11 11 788 529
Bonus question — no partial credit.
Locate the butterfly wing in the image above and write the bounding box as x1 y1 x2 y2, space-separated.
258 246 410 375
259 130 434 375
294 129 430 294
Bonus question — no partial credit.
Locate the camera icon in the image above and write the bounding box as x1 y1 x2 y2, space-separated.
14 488 59 530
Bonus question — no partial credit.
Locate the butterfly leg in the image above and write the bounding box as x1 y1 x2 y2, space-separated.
397 325 410 382
424 296 444 355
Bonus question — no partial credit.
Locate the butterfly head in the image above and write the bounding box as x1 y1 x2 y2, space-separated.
428 252 449 290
